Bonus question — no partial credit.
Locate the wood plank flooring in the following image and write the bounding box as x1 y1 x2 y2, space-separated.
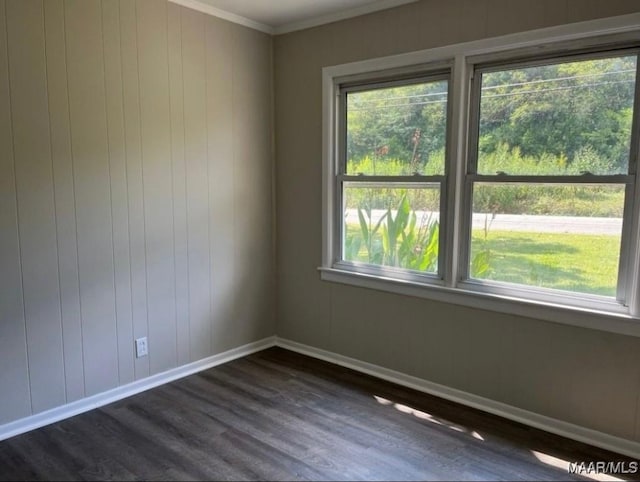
0 347 637 481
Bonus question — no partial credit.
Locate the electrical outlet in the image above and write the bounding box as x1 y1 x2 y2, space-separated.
135 337 148 358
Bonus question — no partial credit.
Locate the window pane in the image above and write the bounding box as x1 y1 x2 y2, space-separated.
470 183 624 297
343 183 440 273
477 55 637 175
346 79 448 176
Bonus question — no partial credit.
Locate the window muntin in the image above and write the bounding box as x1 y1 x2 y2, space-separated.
338 75 450 277
465 51 638 303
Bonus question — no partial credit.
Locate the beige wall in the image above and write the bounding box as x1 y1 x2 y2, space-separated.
2 0 640 447
274 0 640 442
0 0 274 424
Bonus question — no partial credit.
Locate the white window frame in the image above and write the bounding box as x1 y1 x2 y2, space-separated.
320 13 640 337
334 69 452 284
460 47 639 310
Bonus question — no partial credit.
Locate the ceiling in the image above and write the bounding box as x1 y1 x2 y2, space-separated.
180 0 418 34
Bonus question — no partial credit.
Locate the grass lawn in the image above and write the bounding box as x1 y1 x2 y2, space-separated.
345 224 620 297
471 230 620 297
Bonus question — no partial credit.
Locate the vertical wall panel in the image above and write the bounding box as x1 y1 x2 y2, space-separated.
0 0 31 423
6 0 66 413
168 2 190 366
136 0 177 374
64 0 118 396
232 26 274 345
43 0 85 402
182 7 211 361
206 16 236 354
102 0 134 385
1 0 274 428
119 0 149 379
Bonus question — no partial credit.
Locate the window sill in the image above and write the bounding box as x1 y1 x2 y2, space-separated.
318 266 640 337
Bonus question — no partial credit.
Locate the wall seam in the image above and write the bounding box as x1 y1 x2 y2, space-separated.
117 0 136 380
113 0 133 383
100 0 121 386
204 12 212 357
230 23 237 351
159 0 178 368
42 0 67 405
134 0 151 374
270 34 277 336
61 0 86 399
180 5 192 362
167 0 179 369
3 0 34 415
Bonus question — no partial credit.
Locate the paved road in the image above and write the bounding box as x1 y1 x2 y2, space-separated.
344 209 622 235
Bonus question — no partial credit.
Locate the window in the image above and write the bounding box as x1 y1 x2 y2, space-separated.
322 17 640 334
462 52 637 305
338 74 450 280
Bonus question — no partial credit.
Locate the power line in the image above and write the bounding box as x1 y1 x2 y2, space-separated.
350 89 448 105
349 67 636 108
349 78 634 112
481 67 635 91
348 98 448 112
483 78 634 99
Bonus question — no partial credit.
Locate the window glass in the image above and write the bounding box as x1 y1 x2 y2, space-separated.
346 80 448 176
477 56 637 175
343 183 440 273
470 183 624 297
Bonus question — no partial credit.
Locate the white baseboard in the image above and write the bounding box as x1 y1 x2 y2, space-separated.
3 334 639 459
0 336 277 442
275 337 640 459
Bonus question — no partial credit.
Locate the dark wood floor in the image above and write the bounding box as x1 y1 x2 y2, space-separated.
0 347 637 481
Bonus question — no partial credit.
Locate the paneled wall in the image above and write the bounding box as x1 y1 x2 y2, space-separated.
274 0 640 443
0 0 273 424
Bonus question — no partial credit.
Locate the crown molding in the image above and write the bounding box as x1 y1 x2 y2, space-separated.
169 0 274 34
274 0 418 35
169 0 419 36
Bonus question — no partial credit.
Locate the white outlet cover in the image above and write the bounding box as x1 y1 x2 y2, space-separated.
135 337 148 358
